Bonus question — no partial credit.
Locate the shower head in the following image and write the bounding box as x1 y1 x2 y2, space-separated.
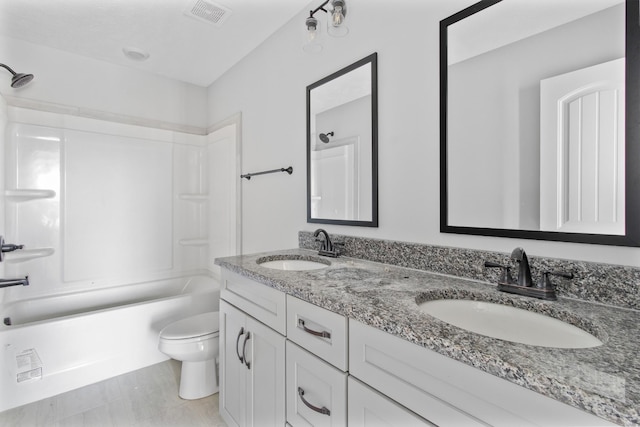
319 131 334 143
0 63 34 88
11 72 34 88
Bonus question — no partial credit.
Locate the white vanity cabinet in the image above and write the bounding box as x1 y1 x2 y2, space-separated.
218 267 614 427
219 270 286 427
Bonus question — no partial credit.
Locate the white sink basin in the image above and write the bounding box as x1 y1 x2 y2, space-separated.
257 258 329 271
418 299 602 349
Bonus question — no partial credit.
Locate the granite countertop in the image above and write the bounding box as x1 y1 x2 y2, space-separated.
215 249 640 426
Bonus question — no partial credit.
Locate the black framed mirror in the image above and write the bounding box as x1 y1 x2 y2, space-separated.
307 53 378 227
440 0 639 246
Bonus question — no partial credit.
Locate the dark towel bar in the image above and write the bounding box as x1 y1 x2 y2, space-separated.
241 166 293 180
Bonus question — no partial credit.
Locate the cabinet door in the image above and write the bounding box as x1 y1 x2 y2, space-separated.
348 377 434 427
220 300 248 427
245 315 286 427
286 341 347 427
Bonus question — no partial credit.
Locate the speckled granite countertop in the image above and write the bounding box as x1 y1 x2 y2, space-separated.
215 249 640 426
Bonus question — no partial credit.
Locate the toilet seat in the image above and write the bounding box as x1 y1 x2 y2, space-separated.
160 312 219 340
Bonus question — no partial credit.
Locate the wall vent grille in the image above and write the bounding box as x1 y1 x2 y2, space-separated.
185 0 232 26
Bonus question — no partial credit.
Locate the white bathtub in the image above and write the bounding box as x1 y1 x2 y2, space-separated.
0 275 220 413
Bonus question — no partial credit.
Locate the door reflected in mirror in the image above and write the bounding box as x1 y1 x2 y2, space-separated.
307 53 378 227
440 0 640 246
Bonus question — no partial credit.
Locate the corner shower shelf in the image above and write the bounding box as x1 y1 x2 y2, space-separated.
3 248 55 263
178 193 209 202
179 238 209 247
4 189 56 202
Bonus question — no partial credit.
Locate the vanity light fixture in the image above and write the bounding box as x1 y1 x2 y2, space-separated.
303 0 349 52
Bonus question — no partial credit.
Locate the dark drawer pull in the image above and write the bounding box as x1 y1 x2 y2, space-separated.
242 331 251 370
235 327 245 363
298 318 331 339
298 387 330 416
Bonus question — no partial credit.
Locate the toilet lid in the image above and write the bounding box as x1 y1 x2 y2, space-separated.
160 312 219 340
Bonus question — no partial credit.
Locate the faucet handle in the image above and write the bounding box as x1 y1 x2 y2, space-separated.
484 261 515 284
537 270 574 290
0 235 25 263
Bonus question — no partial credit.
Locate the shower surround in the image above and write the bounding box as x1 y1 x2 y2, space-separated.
0 103 222 411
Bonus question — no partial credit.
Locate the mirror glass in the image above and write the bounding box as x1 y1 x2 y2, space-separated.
441 0 640 246
307 53 378 227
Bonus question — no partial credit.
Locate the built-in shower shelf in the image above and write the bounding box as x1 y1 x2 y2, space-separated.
3 248 55 263
179 238 209 247
4 189 56 202
178 193 209 202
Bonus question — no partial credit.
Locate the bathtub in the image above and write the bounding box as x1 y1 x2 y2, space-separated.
0 275 220 413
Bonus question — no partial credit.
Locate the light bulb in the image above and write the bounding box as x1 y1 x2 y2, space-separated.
332 6 344 27
308 26 317 42
306 16 318 40
303 16 322 53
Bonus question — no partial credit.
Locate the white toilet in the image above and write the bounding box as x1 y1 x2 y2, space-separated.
158 311 220 400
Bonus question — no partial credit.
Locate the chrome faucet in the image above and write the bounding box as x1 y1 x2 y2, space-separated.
0 276 29 288
313 229 340 257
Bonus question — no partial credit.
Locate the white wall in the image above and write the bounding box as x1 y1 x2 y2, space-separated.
0 36 208 132
206 0 640 267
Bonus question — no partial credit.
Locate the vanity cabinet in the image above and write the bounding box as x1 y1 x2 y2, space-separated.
219 267 613 427
219 270 286 427
219 300 285 427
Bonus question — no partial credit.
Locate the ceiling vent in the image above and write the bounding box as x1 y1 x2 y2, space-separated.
184 0 232 27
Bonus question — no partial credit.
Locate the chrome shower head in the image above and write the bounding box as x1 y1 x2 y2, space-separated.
0 63 34 88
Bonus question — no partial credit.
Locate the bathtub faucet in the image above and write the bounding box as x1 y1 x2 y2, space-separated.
0 276 29 288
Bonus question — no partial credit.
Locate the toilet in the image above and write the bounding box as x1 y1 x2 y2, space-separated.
158 311 220 400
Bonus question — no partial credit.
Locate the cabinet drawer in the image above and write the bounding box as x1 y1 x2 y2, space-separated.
221 269 286 335
286 295 348 371
349 319 614 427
348 377 433 427
286 341 347 427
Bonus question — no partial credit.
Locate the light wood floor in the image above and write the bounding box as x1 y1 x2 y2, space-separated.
0 360 227 427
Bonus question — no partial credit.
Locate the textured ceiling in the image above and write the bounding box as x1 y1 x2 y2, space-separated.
0 0 312 87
